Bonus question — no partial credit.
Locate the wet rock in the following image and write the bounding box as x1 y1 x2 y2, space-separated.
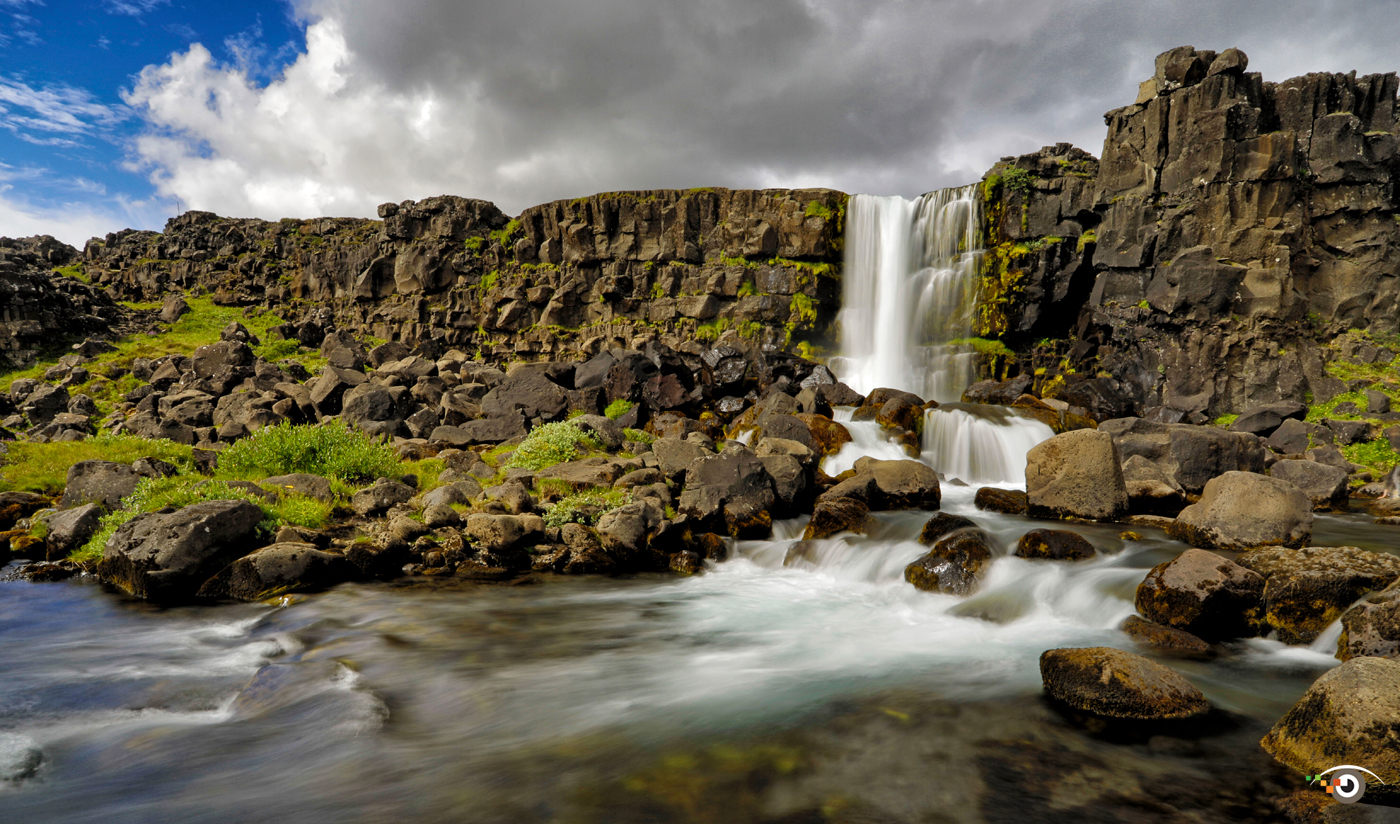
1134 548 1265 641
802 496 871 540
678 446 776 538
351 479 415 516
974 487 1027 514
917 512 978 545
756 452 808 517
795 413 853 455
1270 459 1349 511
198 543 355 601
852 457 940 510
1236 546 1400 645
260 473 334 503
345 540 411 580
1339 581 1400 661
1119 615 1211 656
58 460 140 510
1039 647 1210 720
670 550 705 575
1026 429 1128 521
1262 657 1400 804
962 375 1033 405
1121 453 1186 515
1166 471 1312 551
904 528 994 595
40 502 103 561
1014 528 1096 561
97 499 265 603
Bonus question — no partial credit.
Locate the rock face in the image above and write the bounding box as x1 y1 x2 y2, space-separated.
1099 418 1267 495
1039 647 1211 720
77 189 847 363
1166 471 1312 551
1262 657 1400 804
1236 546 1400 644
97 500 265 603
1134 549 1265 641
1025 429 1128 521
0 236 122 368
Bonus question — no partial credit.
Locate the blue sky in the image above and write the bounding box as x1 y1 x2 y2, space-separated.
5 0 1400 247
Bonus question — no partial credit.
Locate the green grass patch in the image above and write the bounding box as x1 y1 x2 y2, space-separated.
696 317 731 343
0 434 195 495
948 337 1014 358
604 399 635 420
216 420 402 483
542 487 629 529
1342 438 1400 478
54 263 91 284
1213 413 1239 427
504 421 602 472
399 457 446 494
623 428 655 444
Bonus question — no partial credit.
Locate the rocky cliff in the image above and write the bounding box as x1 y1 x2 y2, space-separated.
979 46 1400 419
0 236 125 368
76 188 846 365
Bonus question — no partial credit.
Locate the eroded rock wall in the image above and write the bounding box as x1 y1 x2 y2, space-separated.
80 188 847 363
0 236 123 367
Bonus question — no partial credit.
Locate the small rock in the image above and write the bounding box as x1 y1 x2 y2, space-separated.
904 528 994 595
917 512 977 546
1014 529 1096 561
974 487 1027 514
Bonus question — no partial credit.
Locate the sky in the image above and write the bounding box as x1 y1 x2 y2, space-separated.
5 0 1400 247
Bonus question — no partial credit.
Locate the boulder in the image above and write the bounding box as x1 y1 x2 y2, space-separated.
197 543 355 601
307 366 367 416
1134 549 1264 641
757 452 809 516
480 369 569 424
159 294 190 323
802 496 871 540
1269 460 1349 511
351 479 415 516
1166 471 1312 551
595 500 663 559
536 458 623 490
422 502 462 529
677 447 776 538
97 500 264 603
40 503 103 561
430 416 527 445
260 473 335 503
190 340 255 379
974 487 1027 514
1039 647 1210 720
1262 657 1400 804
466 513 526 552
59 460 140 510
917 512 978 545
1025 429 1128 521
421 480 483 509
1099 417 1268 494
1236 546 1400 644
1121 454 1186 515
345 540 412 580
851 457 941 510
1227 402 1307 438
904 528 994 595
1014 529 1096 561
652 437 713 482
1265 418 1332 455
1118 615 1211 656
1339 581 1400 661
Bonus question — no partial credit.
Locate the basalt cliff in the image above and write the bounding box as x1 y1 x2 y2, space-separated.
7 45 1400 419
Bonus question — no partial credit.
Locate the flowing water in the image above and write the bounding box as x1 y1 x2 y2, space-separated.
830 187 984 403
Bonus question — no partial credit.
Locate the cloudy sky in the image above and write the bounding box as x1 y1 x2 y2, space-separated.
4 0 1400 246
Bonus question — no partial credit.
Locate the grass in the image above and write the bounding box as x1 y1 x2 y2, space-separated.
70 475 333 563
1213 413 1239 427
216 420 403 483
399 457 446 494
504 421 602 472
948 337 1014 358
623 428 655 444
0 434 196 495
542 487 630 529
605 399 635 420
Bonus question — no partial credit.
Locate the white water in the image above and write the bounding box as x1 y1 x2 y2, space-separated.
922 403 1055 487
831 187 984 403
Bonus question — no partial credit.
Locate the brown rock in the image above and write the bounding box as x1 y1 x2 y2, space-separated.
1134 548 1264 641
1014 529 1096 561
1039 646 1210 720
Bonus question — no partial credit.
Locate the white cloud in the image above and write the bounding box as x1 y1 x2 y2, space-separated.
120 0 1400 224
103 0 167 17
0 77 125 146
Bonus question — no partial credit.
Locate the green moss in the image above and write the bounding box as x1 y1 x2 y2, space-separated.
720 254 757 270
1002 167 1033 193
948 337 1014 358
1213 413 1239 427
737 279 757 298
623 428 655 444
464 236 485 253
53 263 91 284
1077 230 1097 252
696 317 731 342
604 399 635 420
789 292 817 325
804 200 834 220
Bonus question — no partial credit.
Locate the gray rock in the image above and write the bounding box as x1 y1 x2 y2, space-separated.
852 457 941 510
1100 417 1268 494
905 528 994 595
421 480 483 509
423 502 462 529
467 513 525 552
261 473 335 502
595 500 662 557
1227 402 1307 438
1366 389 1392 414
677 446 776 538
1122 453 1186 514
59 460 140 510
351 479 415 516
97 499 265 603
1237 546 1400 644
1014 528 1096 561
1265 418 1333 454
430 416 527 446
41 503 103 561
1270 459 1349 511
1026 429 1128 521
1167 471 1312 551
653 437 711 483
1339 580 1400 661
197 543 355 601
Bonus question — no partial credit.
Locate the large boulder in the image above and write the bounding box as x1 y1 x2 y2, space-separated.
1166 472 1312 551
1039 647 1210 720
974 487 1027 514
904 528 994 595
58 460 140 510
260 473 335 503
677 446 776 538
1339 581 1400 661
1227 402 1307 438
595 500 664 562
1025 429 1128 521
1134 548 1265 641
1262 657 1400 804
852 457 940 510
1099 417 1268 494
1269 459 1349 511
197 543 355 601
1236 546 1400 644
40 503 103 561
97 500 265 603
351 479 415 516
430 416 527 446
480 369 569 424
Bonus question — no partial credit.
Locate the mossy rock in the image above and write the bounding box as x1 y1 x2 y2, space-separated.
904 529 993 595
1134 548 1264 641
1236 546 1400 645
1014 528 1096 561
1040 646 1210 721
803 497 870 540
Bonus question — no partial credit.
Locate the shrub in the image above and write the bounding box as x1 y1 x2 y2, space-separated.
543 487 629 529
216 420 401 483
504 421 602 471
604 399 635 420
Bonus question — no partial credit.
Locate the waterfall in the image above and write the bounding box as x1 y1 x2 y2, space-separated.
921 403 1055 487
830 186 984 404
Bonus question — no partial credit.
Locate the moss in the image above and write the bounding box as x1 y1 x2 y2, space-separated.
1077 230 1097 252
948 337 1014 358
804 200 834 220
604 399 635 420
542 487 629 529
53 263 91 284
789 292 817 325
720 254 757 270
1213 413 1239 427
737 279 756 298
463 236 485 253
695 317 731 342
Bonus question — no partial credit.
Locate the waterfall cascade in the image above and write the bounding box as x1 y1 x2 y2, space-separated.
830 186 984 404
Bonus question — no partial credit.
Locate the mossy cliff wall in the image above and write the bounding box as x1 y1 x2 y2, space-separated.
975 46 1400 419
80 188 847 363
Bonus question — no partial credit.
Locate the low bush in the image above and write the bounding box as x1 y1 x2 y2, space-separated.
216 420 401 483
504 421 602 471
542 487 629 529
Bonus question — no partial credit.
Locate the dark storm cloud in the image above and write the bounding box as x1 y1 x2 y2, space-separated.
123 0 1400 221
